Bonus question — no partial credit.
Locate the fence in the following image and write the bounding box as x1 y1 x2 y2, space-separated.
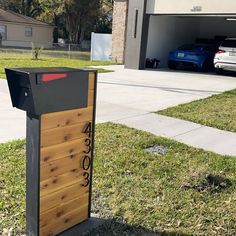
0 40 91 60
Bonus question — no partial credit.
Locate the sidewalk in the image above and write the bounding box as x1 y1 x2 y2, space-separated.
115 113 236 156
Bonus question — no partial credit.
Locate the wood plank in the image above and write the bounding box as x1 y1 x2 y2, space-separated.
40 168 90 197
41 121 92 148
40 137 88 165
40 181 89 213
89 72 95 90
40 193 89 228
40 204 88 236
88 90 94 107
41 106 93 131
40 153 91 182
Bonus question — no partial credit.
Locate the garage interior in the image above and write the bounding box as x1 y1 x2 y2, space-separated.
146 15 236 67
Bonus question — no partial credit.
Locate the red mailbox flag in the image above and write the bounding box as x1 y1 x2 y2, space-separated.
42 73 67 82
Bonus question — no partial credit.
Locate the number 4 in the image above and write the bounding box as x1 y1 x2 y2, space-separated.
84 122 92 138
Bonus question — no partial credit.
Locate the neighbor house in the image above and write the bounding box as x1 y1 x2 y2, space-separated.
112 0 236 69
0 9 54 48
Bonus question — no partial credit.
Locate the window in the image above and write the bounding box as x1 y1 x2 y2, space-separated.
0 25 7 40
221 40 236 48
25 27 32 37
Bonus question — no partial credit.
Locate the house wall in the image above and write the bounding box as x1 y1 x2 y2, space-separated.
0 21 53 48
146 0 236 14
112 0 128 63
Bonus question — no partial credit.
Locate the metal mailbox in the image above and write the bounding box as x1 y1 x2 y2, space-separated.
6 67 89 115
6 67 97 236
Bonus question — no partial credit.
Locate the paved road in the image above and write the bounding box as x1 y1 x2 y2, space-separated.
1 65 236 156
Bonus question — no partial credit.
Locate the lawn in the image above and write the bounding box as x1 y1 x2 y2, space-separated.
1 123 236 235
158 89 236 133
0 48 91 60
0 53 114 79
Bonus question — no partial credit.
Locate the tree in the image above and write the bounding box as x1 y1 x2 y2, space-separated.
64 0 100 44
0 0 113 45
95 0 113 33
0 0 42 17
37 0 66 43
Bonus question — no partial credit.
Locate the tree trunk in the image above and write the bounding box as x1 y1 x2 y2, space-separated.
78 25 85 49
26 0 33 16
21 0 25 15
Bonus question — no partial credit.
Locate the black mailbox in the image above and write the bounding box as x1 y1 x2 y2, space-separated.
6 67 98 236
6 67 89 115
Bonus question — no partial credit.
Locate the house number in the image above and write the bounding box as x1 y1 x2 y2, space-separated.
82 122 92 187
191 6 202 12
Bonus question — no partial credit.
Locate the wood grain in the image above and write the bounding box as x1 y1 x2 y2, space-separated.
41 106 93 131
40 153 91 182
88 90 94 107
40 137 88 165
40 204 88 236
89 72 95 90
39 72 95 235
40 181 89 213
40 193 89 228
40 167 90 197
41 121 92 148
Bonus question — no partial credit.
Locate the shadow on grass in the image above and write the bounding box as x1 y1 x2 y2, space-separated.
85 219 190 236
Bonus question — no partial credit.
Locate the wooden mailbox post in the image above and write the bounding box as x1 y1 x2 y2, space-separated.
6 68 97 236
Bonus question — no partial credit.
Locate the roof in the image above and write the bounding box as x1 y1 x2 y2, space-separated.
0 9 52 27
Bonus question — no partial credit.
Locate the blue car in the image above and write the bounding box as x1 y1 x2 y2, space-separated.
168 44 216 70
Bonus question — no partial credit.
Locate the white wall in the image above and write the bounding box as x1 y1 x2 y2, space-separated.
146 16 200 67
146 0 236 14
91 32 112 61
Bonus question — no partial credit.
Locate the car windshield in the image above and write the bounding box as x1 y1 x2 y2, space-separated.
178 44 198 50
221 40 236 48
178 44 214 51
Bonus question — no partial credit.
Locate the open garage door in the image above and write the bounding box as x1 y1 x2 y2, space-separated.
146 15 236 67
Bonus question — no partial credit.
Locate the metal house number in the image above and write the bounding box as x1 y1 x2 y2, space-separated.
191 6 202 12
82 122 93 187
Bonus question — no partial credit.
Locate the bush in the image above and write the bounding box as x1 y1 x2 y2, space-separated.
31 43 44 60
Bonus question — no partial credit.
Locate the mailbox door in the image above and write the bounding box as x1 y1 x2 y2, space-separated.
6 70 35 114
32 71 89 115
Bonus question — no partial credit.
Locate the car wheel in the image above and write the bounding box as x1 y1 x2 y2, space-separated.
168 61 177 70
215 68 224 75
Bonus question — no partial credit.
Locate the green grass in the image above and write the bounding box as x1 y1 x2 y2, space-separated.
1 123 236 235
158 89 236 133
0 53 114 78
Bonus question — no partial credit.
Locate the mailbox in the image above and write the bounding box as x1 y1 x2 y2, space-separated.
6 67 97 236
6 68 89 115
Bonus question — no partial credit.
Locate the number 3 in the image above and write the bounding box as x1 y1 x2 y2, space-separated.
82 172 90 187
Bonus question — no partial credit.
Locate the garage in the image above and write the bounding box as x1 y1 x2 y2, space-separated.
124 0 236 70
146 15 236 68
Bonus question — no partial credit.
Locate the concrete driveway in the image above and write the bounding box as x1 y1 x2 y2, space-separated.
1 65 236 142
96 65 236 122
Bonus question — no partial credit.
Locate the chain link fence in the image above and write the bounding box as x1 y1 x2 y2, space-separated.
0 40 91 60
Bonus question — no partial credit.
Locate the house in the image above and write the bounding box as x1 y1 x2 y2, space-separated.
112 0 236 69
0 9 54 48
